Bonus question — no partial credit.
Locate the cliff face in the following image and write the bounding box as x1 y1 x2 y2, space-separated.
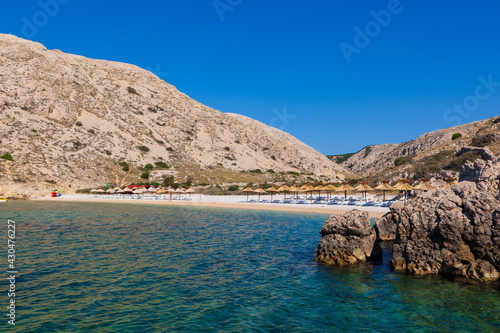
0 34 350 197
335 117 500 177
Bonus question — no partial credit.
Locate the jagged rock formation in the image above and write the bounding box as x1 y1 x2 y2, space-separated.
331 116 500 177
0 34 351 197
315 210 382 266
459 156 500 194
373 202 403 242
390 182 500 281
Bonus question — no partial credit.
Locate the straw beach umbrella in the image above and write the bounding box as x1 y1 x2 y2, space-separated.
394 180 414 206
324 183 338 201
300 184 313 201
157 188 167 194
356 181 374 202
277 184 290 200
414 178 436 192
106 188 115 194
254 187 267 201
266 185 279 202
375 181 395 202
314 184 326 200
289 184 302 199
184 187 195 198
241 187 255 202
443 177 457 189
336 182 355 201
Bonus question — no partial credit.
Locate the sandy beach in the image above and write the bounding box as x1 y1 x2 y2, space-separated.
35 194 390 218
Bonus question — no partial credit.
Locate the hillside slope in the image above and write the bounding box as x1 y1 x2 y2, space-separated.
0 34 351 197
334 116 499 178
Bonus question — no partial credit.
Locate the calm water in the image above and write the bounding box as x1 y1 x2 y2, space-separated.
1 201 499 332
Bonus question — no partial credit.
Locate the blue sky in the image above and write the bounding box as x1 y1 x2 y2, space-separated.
1 0 499 155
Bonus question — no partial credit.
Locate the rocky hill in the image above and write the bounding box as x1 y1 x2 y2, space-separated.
331 116 500 179
0 34 351 198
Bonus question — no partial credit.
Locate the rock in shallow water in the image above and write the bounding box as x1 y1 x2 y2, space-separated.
315 210 382 266
390 181 500 281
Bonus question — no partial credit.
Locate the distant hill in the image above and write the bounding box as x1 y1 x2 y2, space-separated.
329 116 500 180
327 152 357 164
0 34 352 198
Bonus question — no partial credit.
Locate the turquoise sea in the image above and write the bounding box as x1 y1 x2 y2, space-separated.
1 201 499 332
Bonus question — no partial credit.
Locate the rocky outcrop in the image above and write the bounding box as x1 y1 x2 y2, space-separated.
459 157 500 194
315 210 382 266
457 146 495 161
373 202 404 241
390 182 500 281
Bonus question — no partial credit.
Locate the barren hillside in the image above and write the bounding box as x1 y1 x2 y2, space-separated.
0 34 351 198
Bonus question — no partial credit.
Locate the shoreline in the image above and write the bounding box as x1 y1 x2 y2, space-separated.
33 195 389 218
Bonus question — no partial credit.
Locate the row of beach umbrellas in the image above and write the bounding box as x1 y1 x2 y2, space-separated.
240 177 457 204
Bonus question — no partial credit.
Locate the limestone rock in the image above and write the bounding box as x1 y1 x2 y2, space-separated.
373 202 403 241
315 210 382 266
390 181 500 281
459 157 500 193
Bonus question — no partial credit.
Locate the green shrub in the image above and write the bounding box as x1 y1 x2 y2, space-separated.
122 165 129 172
452 133 462 140
154 161 169 169
228 185 239 191
394 156 412 166
471 134 496 147
0 153 13 161
144 163 154 170
45 180 56 184
75 121 83 127
140 171 150 179
271 155 276 161
127 86 138 94
138 145 150 152
267 169 275 174
31 129 37 133
287 171 299 176
249 169 262 173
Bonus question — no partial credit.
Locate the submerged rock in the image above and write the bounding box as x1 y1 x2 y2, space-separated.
315 210 382 266
390 181 500 281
